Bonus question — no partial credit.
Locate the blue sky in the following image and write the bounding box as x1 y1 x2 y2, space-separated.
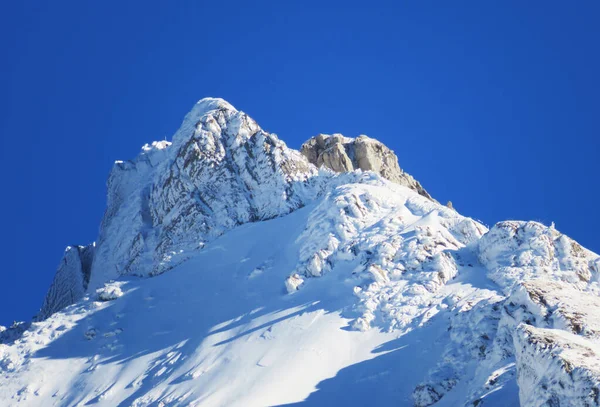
1 1 599 325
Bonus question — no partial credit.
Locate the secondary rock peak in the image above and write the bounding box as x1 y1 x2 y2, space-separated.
301 133 434 200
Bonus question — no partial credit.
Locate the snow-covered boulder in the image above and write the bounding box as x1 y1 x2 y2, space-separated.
0 321 29 346
96 282 124 302
284 274 304 293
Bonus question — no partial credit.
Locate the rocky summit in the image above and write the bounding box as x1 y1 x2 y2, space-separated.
1 98 599 407
301 133 433 200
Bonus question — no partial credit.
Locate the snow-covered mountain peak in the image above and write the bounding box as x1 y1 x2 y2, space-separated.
88 98 318 287
181 97 238 127
3 98 600 407
194 96 237 113
170 97 240 150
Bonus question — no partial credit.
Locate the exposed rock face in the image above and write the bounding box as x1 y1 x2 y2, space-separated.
38 244 95 320
301 134 433 200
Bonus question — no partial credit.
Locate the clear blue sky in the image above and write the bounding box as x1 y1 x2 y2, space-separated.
1 1 599 325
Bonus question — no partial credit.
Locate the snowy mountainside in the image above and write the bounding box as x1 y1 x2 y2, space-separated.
1 98 600 407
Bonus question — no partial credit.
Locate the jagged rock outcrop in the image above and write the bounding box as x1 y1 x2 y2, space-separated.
301 134 433 200
508 280 600 338
38 244 94 320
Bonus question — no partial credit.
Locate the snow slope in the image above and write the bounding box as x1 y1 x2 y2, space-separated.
1 98 599 407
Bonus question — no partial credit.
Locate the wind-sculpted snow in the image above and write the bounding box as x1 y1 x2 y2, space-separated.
292 175 486 332
8 98 600 406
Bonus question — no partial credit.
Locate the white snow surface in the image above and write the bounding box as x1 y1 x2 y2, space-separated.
2 98 600 407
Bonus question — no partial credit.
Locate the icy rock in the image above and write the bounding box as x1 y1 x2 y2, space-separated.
301 134 433 200
413 383 444 407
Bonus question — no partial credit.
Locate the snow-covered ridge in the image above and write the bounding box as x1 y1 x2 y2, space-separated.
2 98 599 407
